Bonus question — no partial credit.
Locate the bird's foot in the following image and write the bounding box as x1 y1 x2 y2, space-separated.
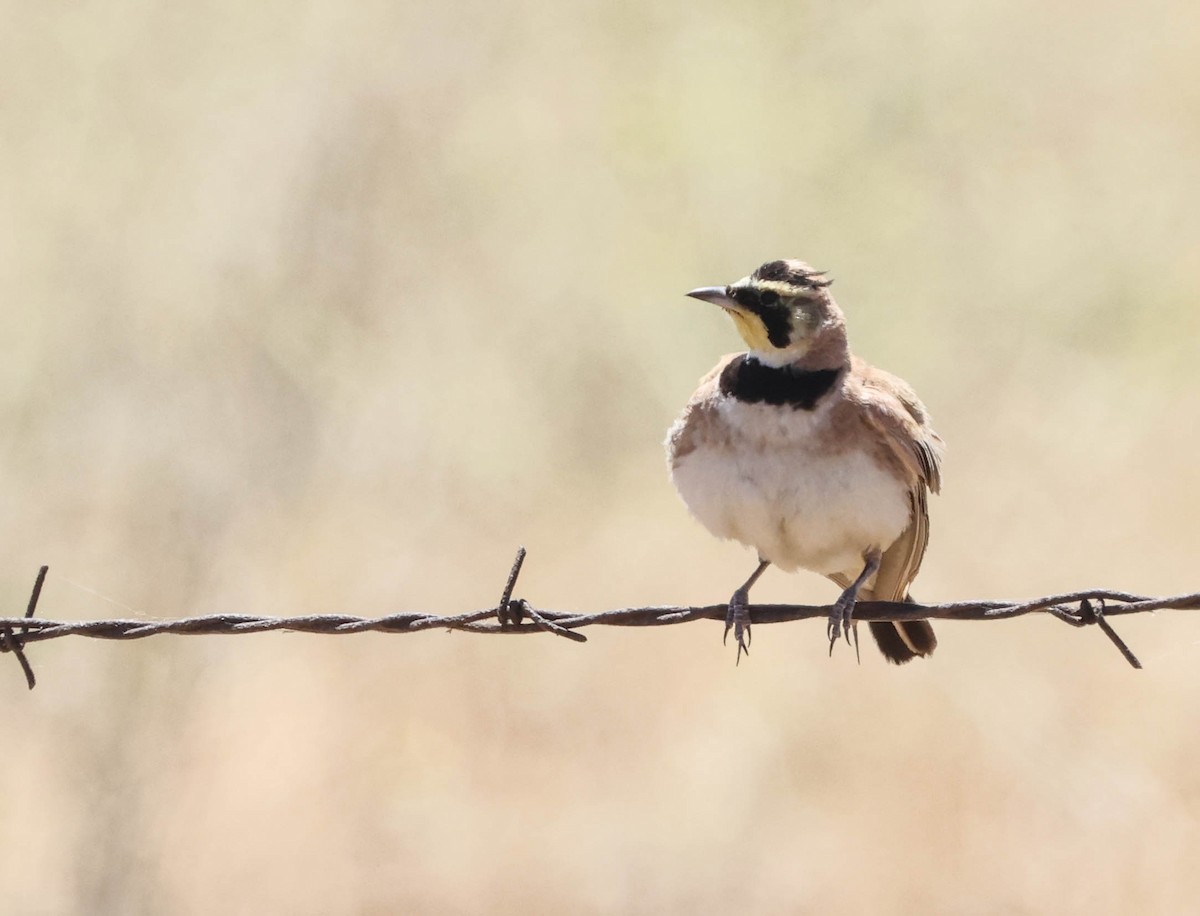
724 588 752 664
827 590 858 658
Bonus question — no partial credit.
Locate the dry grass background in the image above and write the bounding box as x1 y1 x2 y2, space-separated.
3 0 1200 912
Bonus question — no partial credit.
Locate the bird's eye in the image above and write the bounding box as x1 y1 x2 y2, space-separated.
759 290 780 305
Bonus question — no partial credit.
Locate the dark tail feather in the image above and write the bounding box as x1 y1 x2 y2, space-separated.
869 622 918 664
869 616 937 665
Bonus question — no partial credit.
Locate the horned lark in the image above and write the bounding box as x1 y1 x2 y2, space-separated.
666 259 944 663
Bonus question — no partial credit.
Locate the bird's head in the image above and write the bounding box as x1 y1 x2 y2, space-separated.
687 260 845 366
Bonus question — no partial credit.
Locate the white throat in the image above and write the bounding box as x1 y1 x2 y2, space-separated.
748 345 808 368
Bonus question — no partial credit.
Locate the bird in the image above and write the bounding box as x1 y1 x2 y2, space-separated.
665 259 944 663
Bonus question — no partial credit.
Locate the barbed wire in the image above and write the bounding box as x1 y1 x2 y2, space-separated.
4 550 1198 689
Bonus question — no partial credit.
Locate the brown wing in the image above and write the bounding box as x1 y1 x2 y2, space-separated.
871 489 930 602
854 358 944 495
854 360 943 599
850 359 943 660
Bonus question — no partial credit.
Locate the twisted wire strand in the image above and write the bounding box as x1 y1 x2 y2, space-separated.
5 551 1196 689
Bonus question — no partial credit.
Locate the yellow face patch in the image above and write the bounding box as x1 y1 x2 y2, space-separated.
727 309 773 351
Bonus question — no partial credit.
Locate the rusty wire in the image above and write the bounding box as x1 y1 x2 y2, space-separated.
4 549 1198 689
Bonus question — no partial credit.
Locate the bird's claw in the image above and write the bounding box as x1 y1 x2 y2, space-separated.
725 590 752 664
827 594 856 657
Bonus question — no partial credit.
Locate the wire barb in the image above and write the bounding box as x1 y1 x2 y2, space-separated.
496 547 526 626
1 565 47 690
4 555 1197 688
1078 598 1143 669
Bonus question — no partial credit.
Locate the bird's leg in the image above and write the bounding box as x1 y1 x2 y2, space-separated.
828 548 882 656
725 558 770 664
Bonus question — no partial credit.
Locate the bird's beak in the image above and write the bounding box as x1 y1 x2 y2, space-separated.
686 286 736 308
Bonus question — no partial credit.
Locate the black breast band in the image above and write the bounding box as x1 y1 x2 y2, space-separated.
718 356 841 410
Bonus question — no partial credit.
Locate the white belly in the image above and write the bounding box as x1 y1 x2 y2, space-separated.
669 401 912 577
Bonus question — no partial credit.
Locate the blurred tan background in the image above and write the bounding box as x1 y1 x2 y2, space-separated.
3 0 1200 912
